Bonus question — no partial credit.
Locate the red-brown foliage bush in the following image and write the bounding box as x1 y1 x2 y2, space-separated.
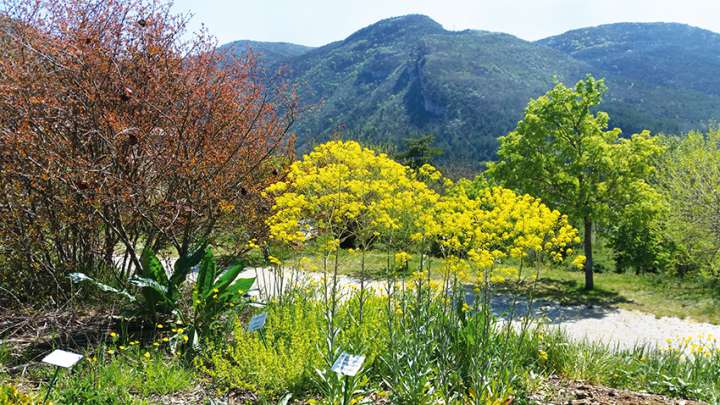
0 0 294 305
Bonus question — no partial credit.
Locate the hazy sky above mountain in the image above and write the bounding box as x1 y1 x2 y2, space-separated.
172 0 720 46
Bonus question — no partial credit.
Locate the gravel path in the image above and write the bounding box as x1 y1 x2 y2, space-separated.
489 293 720 351
241 267 720 352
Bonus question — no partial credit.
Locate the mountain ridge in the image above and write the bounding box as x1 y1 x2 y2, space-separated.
219 16 720 167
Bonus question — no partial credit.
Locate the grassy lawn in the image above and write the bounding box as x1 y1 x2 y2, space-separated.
290 248 720 325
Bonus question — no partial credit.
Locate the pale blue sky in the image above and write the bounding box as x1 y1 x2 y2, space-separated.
172 0 720 47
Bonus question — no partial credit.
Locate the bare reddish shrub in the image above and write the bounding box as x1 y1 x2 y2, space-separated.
0 0 294 304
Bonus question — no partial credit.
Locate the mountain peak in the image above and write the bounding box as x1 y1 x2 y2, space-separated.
220 18 720 167
345 14 445 43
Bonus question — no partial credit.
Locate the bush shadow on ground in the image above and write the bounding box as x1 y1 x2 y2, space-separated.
485 277 634 323
501 277 632 308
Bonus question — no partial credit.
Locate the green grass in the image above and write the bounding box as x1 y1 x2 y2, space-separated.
29 349 195 404
4 275 720 403
541 330 720 402
290 248 720 324
198 282 720 403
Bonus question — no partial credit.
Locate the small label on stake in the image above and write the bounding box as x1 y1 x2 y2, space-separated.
42 349 83 368
331 352 365 376
247 312 268 332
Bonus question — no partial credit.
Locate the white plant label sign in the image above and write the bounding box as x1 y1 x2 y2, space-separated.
42 349 83 368
247 312 268 332
331 352 365 376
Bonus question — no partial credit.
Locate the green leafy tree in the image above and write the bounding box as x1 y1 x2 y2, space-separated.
656 130 720 278
396 134 443 169
488 75 663 289
604 184 671 274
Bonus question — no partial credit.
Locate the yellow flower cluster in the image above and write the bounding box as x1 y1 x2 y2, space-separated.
394 251 411 265
571 255 586 270
486 266 520 284
265 141 579 275
436 185 578 269
265 140 439 247
664 334 720 357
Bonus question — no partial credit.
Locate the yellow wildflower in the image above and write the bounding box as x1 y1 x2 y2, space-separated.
571 255 586 270
394 251 411 265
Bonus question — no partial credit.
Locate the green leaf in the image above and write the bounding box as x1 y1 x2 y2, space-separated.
140 248 169 285
139 248 170 312
170 243 207 290
129 276 169 298
69 273 136 302
220 277 255 302
277 393 293 405
206 260 245 298
196 247 217 298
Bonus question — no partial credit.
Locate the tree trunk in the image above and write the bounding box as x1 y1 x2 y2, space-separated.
583 216 594 290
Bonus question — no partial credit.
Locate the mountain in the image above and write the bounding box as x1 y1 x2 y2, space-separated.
286 16 597 163
538 23 720 97
220 17 720 168
217 40 313 68
537 22 720 136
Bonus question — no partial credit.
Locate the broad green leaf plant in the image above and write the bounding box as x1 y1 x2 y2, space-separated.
70 245 255 352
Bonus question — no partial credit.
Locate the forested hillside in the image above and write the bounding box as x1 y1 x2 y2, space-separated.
221 16 720 167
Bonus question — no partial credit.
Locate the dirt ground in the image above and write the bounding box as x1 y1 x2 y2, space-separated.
530 376 705 405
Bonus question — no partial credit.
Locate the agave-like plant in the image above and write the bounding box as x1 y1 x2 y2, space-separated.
70 245 256 349
70 245 205 317
190 247 255 347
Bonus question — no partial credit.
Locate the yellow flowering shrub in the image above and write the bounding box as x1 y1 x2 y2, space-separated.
265 140 440 250
265 140 578 278
437 184 578 270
